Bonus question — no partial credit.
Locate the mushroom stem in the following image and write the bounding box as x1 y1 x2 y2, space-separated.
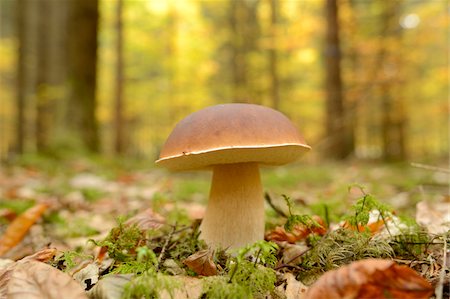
200 162 264 249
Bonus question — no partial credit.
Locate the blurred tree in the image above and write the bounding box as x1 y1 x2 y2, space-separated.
324 0 353 159
379 1 407 161
67 0 100 152
229 0 260 103
15 0 32 154
114 0 125 155
166 2 180 122
268 0 280 110
35 0 52 152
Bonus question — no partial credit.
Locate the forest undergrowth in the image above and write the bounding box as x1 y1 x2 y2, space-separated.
0 157 448 298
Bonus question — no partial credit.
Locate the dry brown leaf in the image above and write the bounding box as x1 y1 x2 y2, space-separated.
87 274 132 299
0 203 49 257
183 249 217 276
306 259 434 299
20 248 57 263
124 208 165 231
266 215 327 244
416 201 450 234
6 260 87 299
342 219 387 234
275 273 308 299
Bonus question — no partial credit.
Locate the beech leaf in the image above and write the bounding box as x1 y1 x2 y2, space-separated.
183 249 217 276
0 203 49 256
306 259 434 299
124 208 165 231
266 215 327 244
87 274 132 299
6 260 88 299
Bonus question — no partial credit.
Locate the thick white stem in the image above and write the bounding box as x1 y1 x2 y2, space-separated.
199 162 264 249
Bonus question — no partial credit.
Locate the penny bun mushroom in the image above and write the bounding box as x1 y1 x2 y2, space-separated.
156 103 310 249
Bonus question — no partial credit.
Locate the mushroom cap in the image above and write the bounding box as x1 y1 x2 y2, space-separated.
156 103 310 171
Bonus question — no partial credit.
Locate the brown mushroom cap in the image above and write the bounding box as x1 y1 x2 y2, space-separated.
156 103 310 171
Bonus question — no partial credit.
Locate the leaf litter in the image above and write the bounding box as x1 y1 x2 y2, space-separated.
0 162 448 298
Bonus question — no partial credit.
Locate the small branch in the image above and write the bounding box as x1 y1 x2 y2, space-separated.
435 234 448 299
410 162 450 174
156 223 177 271
264 192 288 218
274 247 311 270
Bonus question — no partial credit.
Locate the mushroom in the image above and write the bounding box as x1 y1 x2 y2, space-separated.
156 103 310 249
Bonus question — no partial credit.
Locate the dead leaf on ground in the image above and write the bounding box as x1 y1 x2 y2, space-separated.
416 200 450 234
87 274 133 299
306 258 434 299
0 203 49 257
20 247 57 263
266 215 327 244
124 208 165 231
276 273 308 299
5 260 87 299
183 249 217 276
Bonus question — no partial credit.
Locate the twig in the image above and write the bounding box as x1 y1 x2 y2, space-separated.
274 247 311 270
410 162 450 174
435 234 448 299
156 222 177 271
264 192 288 218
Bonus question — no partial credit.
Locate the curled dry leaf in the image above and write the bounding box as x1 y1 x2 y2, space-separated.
124 208 165 231
183 249 217 276
416 201 450 234
20 247 57 263
266 215 327 244
275 273 308 299
6 260 87 299
0 203 49 256
87 274 132 299
306 259 434 299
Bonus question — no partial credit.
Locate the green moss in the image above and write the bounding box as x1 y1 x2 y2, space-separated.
122 269 182 299
91 219 146 262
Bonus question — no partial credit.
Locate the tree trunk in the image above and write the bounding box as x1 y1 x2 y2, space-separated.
380 1 407 161
35 0 52 152
15 0 27 154
229 0 260 103
114 0 125 155
67 0 100 152
268 0 280 110
324 0 353 159
166 3 179 122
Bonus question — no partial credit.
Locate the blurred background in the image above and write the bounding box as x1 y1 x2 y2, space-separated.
0 0 448 165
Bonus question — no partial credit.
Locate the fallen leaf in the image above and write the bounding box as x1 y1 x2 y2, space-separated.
6 260 88 299
71 262 99 290
416 201 450 234
305 259 434 299
266 215 327 244
275 273 308 299
160 276 203 299
183 249 217 276
20 248 57 263
124 208 165 231
87 274 133 299
0 203 49 256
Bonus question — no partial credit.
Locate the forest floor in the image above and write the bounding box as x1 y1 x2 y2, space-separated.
0 156 448 298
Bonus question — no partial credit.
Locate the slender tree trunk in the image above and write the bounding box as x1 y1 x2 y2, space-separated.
67 0 100 152
15 0 27 154
114 0 125 154
35 0 51 152
166 3 179 122
324 0 353 159
380 1 407 161
268 0 280 110
229 0 260 103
